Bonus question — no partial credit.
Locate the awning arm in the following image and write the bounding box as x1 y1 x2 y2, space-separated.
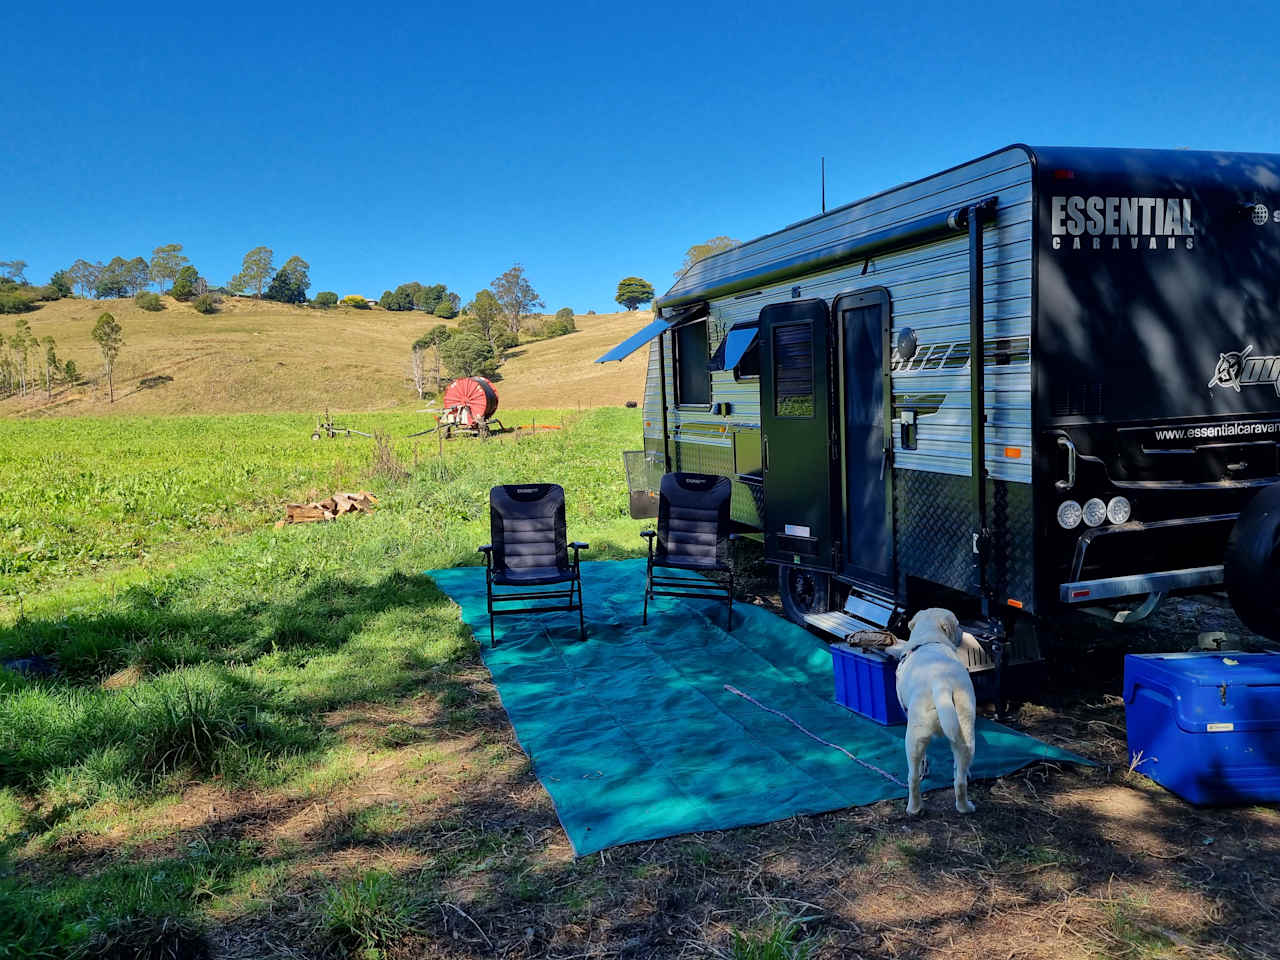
594 301 709 363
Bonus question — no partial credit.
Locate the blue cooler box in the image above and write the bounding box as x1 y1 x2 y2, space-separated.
830 645 907 725
1124 652 1280 805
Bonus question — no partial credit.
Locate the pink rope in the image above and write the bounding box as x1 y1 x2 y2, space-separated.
723 684 906 787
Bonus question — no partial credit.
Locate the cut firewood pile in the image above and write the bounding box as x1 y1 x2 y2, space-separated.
274 491 379 527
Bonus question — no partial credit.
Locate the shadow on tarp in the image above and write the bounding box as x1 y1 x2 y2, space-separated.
426 558 1089 855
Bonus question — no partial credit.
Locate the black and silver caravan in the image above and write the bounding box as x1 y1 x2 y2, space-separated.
598 145 1280 678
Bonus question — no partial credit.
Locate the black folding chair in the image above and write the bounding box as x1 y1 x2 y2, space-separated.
642 472 735 628
478 483 588 646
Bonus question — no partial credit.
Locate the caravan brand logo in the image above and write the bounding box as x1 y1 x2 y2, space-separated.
1051 196 1195 251
1208 344 1280 397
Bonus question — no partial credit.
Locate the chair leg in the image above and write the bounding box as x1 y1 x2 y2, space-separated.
726 570 734 631
577 573 586 641
643 561 651 625
487 574 496 648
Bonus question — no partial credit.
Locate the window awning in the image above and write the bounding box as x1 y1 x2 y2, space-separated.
720 321 759 371
595 301 709 363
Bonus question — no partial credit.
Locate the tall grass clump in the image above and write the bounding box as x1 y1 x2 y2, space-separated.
318 870 414 955
729 914 819 960
0 667 309 799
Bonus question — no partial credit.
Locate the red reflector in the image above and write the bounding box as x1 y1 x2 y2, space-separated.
1053 168 1076 180
1004 446 1022 459
1071 589 1091 599
1007 598 1023 609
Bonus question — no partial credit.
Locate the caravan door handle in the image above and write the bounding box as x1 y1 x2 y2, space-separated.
762 436 768 471
1056 435 1077 491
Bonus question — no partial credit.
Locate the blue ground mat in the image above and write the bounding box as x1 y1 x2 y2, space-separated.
426 558 1088 855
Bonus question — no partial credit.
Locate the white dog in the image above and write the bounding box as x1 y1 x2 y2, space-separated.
887 608 977 815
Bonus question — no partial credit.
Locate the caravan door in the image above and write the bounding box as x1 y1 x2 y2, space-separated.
833 289 893 589
759 299 837 571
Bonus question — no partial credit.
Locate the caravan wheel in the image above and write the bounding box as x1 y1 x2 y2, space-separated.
778 566 830 625
1224 482 1280 641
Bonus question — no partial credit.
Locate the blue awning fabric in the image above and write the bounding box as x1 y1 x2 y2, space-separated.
595 301 709 363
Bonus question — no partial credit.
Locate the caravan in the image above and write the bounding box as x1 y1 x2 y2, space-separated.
599 145 1280 685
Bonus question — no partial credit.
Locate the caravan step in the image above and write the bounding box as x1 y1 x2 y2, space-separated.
804 611 890 642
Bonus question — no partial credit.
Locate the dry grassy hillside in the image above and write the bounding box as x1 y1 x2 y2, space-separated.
0 296 652 417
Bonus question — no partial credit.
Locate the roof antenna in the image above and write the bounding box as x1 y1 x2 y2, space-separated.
820 156 826 213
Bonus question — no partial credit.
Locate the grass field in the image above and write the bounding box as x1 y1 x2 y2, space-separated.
0 297 652 417
2 409 1278 959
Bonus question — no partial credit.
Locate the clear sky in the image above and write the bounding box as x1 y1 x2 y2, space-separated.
4 1 1279 313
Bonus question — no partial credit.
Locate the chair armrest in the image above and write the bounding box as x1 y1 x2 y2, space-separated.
640 530 657 540
477 544 492 567
569 541 589 550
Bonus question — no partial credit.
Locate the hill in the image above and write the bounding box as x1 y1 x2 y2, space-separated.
0 296 653 417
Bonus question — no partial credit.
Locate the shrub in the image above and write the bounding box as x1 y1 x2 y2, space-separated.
34 284 63 302
193 293 217 314
340 295 370 309
62 359 79 383
555 306 575 325
134 291 164 312
314 290 338 307
0 290 36 314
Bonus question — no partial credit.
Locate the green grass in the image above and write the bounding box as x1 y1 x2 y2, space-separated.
0 406 645 953
729 914 820 960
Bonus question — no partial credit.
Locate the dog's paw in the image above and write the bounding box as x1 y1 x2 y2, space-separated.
956 799 976 815
906 800 924 816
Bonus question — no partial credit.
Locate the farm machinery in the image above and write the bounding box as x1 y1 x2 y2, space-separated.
407 376 506 439
311 409 373 440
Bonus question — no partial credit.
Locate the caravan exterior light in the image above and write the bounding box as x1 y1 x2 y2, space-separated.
1107 496 1132 524
1083 498 1108 527
1057 500 1083 529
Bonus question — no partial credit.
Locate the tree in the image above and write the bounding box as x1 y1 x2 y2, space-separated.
432 292 460 319
94 257 131 298
676 236 738 278
490 263 543 337
440 332 497 379
41 336 57 399
67 259 101 298
230 246 274 298
171 265 199 301
0 260 27 283
265 256 310 304
91 311 124 403
126 257 151 296
415 324 452 394
63 359 79 384
314 291 338 307
615 277 655 311
463 289 507 356
47 270 71 298
149 243 189 290
193 293 217 314
340 294 370 309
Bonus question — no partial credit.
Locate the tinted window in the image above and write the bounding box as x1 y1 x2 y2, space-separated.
773 322 814 417
675 319 710 405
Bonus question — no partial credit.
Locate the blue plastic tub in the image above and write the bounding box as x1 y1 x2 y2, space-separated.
830 645 907 725
1124 652 1280 805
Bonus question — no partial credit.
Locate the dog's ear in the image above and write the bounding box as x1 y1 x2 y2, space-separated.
907 611 919 631
942 610 960 642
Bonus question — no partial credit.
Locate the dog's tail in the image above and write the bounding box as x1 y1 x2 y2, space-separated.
932 683 972 753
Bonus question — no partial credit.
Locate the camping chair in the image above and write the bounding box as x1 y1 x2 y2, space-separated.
642 472 735 628
478 483 588 647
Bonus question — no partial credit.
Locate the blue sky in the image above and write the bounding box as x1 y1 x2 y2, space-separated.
3 1 1279 312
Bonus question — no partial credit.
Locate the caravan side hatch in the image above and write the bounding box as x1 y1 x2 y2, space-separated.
759 298 837 571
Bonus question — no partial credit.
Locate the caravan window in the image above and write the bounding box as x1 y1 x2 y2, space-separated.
674 319 711 406
773 321 814 417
